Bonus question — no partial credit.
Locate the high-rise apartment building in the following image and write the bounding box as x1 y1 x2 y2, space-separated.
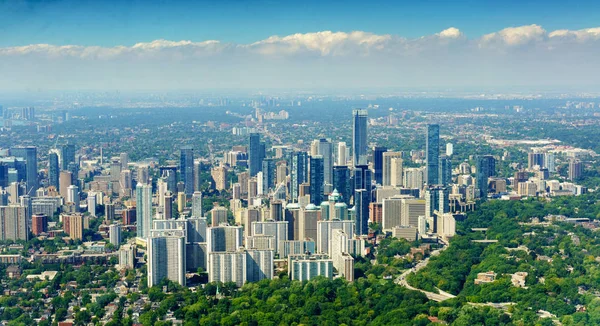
136 183 153 239
147 229 186 287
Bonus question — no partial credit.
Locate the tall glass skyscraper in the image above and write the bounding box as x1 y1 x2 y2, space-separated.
373 146 387 185
10 146 38 194
49 152 59 190
136 183 153 239
309 155 324 205
316 139 333 187
352 110 368 166
354 189 370 235
426 124 440 185
249 133 265 177
180 146 194 196
60 144 76 170
477 155 496 199
439 155 452 186
333 165 351 206
290 151 308 202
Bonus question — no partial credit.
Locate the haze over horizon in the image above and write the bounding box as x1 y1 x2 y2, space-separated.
1 0 600 91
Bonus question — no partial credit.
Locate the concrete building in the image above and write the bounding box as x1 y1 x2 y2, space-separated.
0 205 28 241
288 254 333 281
147 229 186 287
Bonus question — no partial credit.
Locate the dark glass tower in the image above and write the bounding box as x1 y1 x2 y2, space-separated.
333 165 351 206
60 144 76 170
426 124 440 185
354 189 370 235
249 133 265 177
180 146 194 196
309 155 324 205
261 158 277 194
10 146 38 194
290 151 308 202
352 109 368 166
477 155 496 199
49 152 59 190
373 146 387 185
439 154 452 186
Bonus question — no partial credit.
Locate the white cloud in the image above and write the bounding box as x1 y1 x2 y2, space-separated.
437 27 463 39
0 24 599 90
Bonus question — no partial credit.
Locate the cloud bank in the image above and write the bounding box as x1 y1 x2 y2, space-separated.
1 24 599 90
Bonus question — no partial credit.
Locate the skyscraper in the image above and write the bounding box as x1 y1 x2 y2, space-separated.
352 109 368 165
136 183 153 239
476 155 496 199
332 165 351 206
382 151 402 186
373 146 387 185
48 152 59 190
354 189 370 236
147 229 186 287
261 158 277 194
192 191 203 217
426 124 440 185
10 146 38 194
60 144 76 171
337 142 347 166
316 139 333 187
439 155 452 186
0 205 28 241
249 133 265 177
309 155 324 205
290 151 308 202
568 160 583 181
180 146 194 196
353 164 372 200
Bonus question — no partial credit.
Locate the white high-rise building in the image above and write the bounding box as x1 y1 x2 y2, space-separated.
330 229 354 281
206 225 243 253
382 152 403 186
147 229 186 287
401 198 426 227
87 193 97 217
192 191 203 217
136 183 153 240
208 249 274 287
288 254 333 281
403 167 425 190
390 158 404 187
0 205 28 241
119 244 136 269
109 224 121 247
382 195 405 230
337 142 347 166
252 221 288 253
316 220 354 255
67 185 79 209
446 143 454 156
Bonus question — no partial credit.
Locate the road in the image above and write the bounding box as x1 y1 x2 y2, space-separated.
395 245 456 302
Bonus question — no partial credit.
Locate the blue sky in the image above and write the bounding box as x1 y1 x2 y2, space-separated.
1 0 600 46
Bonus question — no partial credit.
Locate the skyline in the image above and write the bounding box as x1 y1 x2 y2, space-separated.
1 1 600 91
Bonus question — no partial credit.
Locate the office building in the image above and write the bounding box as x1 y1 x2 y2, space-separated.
248 133 265 177
354 189 369 236
382 195 405 230
337 142 347 166
373 146 387 185
136 183 153 239
426 124 440 185
332 165 351 206
180 146 194 196
59 171 72 199
48 152 59 190
439 155 452 186
315 139 333 186
261 158 277 193
67 185 79 210
60 144 76 170
147 229 186 287
309 155 324 205
476 155 496 199
290 151 308 202
352 109 368 165
383 151 403 186
10 146 38 194
528 152 545 169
